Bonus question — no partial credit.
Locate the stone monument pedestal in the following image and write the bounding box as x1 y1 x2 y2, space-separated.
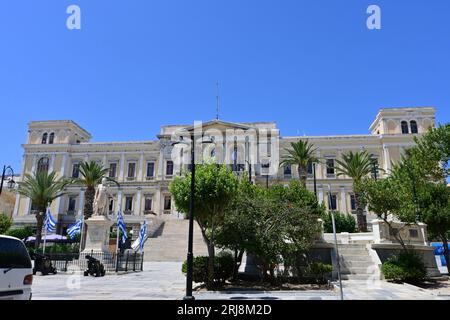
81 215 114 254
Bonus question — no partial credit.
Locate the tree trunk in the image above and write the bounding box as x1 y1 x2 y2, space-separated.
207 242 215 288
35 211 45 249
232 249 244 281
84 186 95 220
354 192 367 232
441 235 450 275
297 166 307 188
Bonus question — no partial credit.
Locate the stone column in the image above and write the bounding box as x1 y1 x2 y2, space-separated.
60 153 68 177
158 148 164 180
119 153 125 182
77 188 85 218
138 153 144 181
340 187 347 213
136 188 142 216
383 144 391 172
117 190 123 213
13 194 20 217
48 154 56 172
318 186 324 205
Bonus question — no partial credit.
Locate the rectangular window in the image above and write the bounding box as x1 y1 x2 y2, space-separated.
146 162 155 178
68 197 76 213
109 163 117 178
144 197 152 211
284 164 292 176
164 196 171 211
166 161 174 176
307 161 313 175
328 194 337 211
125 196 133 213
127 163 136 178
326 159 335 175
109 197 114 212
72 163 80 178
350 194 357 211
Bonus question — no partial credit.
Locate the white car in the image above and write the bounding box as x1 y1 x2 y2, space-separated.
0 235 33 300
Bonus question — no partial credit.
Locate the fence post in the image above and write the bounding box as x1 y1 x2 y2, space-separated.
141 252 144 271
125 252 129 272
115 250 119 273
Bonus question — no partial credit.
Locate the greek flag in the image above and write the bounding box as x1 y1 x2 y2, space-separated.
44 210 56 233
138 220 147 253
117 210 127 244
67 219 83 238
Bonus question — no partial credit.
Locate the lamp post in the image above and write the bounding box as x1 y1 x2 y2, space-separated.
313 162 317 200
172 134 213 300
245 160 252 184
328 184 344 300
0 165 16 195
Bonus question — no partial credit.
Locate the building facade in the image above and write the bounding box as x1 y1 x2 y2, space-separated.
12 107 436 233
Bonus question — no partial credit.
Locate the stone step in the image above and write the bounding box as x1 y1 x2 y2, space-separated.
339 254 372 262
341 260 374 269
340 267 374 274
340 274 372 281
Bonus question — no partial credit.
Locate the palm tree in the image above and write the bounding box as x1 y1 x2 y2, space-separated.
335 151 375 232
17 171 71 248
73 161 118 220
280 140 318 188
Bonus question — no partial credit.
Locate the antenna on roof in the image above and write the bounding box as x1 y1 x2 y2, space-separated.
216 81 220 120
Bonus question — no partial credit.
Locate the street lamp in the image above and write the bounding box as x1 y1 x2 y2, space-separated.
328 184 344 300
313 162 317 200
0 165 15 195
172 134 214 300
245 160 252 184
261 163 270 189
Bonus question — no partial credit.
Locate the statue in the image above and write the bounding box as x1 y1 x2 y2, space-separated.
92 178 111 218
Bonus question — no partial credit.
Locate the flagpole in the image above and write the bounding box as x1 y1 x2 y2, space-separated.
115 211 120 270
78 215 85 256
42 210 48 254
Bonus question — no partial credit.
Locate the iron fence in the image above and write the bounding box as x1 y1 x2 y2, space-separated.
43 250 144 273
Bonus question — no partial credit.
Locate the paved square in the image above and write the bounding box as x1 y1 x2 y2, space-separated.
31 262 448 300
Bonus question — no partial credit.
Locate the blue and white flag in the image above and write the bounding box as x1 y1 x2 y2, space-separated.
44 209 56 233
117 210 128 244
138 220 147 253
67 218 83 238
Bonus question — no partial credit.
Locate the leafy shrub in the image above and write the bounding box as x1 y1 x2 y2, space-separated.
0 213 12 234
49 243 79 253
322 212 356 233
182 252 234 285
6 226 34 240
381 250 427 283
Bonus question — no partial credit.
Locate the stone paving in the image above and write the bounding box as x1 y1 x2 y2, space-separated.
31 262 448 300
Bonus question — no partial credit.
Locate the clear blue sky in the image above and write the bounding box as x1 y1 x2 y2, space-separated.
1 1 449 172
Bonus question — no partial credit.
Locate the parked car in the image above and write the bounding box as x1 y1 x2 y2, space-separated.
0 235 33 300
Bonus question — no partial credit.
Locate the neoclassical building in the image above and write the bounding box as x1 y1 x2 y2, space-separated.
12 107 436 233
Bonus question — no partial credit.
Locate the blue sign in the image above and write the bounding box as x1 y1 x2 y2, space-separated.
431 242 450 266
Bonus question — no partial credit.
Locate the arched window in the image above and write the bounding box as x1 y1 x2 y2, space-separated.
49 132 55 144
410 121 418 134
401 121 409 134
37 157 49 173
41 133 48 144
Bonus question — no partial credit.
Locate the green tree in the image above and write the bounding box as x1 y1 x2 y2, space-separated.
73 161 118 220
217 179 323 282
16 171 71 248
280 140 318 187
170 163 238 288
335 151 375 232
0 213 12 234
